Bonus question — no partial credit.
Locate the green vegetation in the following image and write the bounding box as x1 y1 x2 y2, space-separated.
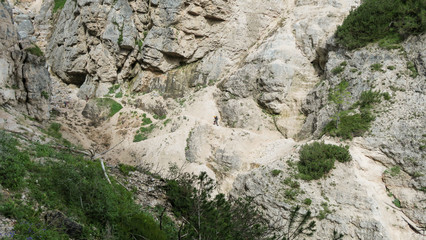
297 142 351 180
53 0 67 13
387 66 396 70
133 124 155 142
0 131 170 239
331 61 348 75
118 163 137 176
393 197 401 208
115 91 123 98
47 122 62 139
370 63 384 72
303 198 312 206
25 45 44 57
282 177 302 201
382 92 391 101
95 98 123 117
108 84 120 94
153 114 167 120
274 205 316 239
0 133 31 190
407 61 418 78
318 202 331 220
335 0 426 50
271 169 282 177
163 118 172 126
41 91 49 100
164 172 271 240
385 166 401 177
141 113 152 125
324 89 385 140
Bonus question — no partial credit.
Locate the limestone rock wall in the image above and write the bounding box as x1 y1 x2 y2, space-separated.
299 34 426 227
0 2 51 120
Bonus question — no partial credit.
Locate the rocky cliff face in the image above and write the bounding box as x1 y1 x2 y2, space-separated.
1 0 425 239
0 2 51 120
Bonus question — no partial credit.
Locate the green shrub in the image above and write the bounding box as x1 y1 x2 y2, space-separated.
335 0 426 50
133 124 155 142
41 91 49 100
118 163 137 176
53 0 67 13
324 110 374 140
407 61 418 78
164 172 270 240
303 198 312 205
31 147 167 239
47 122 62 139
298 142 351 180
96 98 123 117
0 132 31 190
382 92 391 100
358 90 382 108
271 169 282 177
108 84 120 94
370 63 383 72
25 45 44 57
387 66 396 70
115 91 123 98
331 66 345 75
393 197 401 208
141 114 152 125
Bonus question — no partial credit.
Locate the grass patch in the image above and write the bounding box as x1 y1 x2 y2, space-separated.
118 163 137 176
53 0 67 13
335 0 425 50
95 98 123 117
407 61 418 78
298 142 351 180
41 91 49 100
141 113 152 125
271 169 282 177
133 124 155 142
25 45 44 57
47 122 62 139
370 63 384 72
153 114 167 120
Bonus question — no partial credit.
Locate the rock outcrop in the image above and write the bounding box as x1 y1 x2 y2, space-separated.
0 2 51 120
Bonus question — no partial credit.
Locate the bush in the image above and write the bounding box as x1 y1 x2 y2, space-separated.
331 66 345 75
407 61 418 78
298 142 351 180
335 0 426 49
31 147 167 239
358 90 382 108
271 169 282 177
370 63 383 72
118 163 137 176
164 172 270 240
25 45 44 57
47 122 62 139
0 131 31 190
53 0 67 13
324 110 374 140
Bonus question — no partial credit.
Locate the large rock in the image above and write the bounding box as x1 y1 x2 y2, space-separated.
44 210 83 239
0 2 51 120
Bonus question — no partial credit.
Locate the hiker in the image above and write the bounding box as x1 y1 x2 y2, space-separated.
213 116 219 126
64 101 68 108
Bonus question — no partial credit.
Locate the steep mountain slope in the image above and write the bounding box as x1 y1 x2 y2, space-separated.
0 0 425 239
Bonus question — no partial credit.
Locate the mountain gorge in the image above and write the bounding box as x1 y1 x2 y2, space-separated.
0 0 425 239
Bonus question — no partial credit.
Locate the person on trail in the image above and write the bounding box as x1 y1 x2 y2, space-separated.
213 116 219 126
